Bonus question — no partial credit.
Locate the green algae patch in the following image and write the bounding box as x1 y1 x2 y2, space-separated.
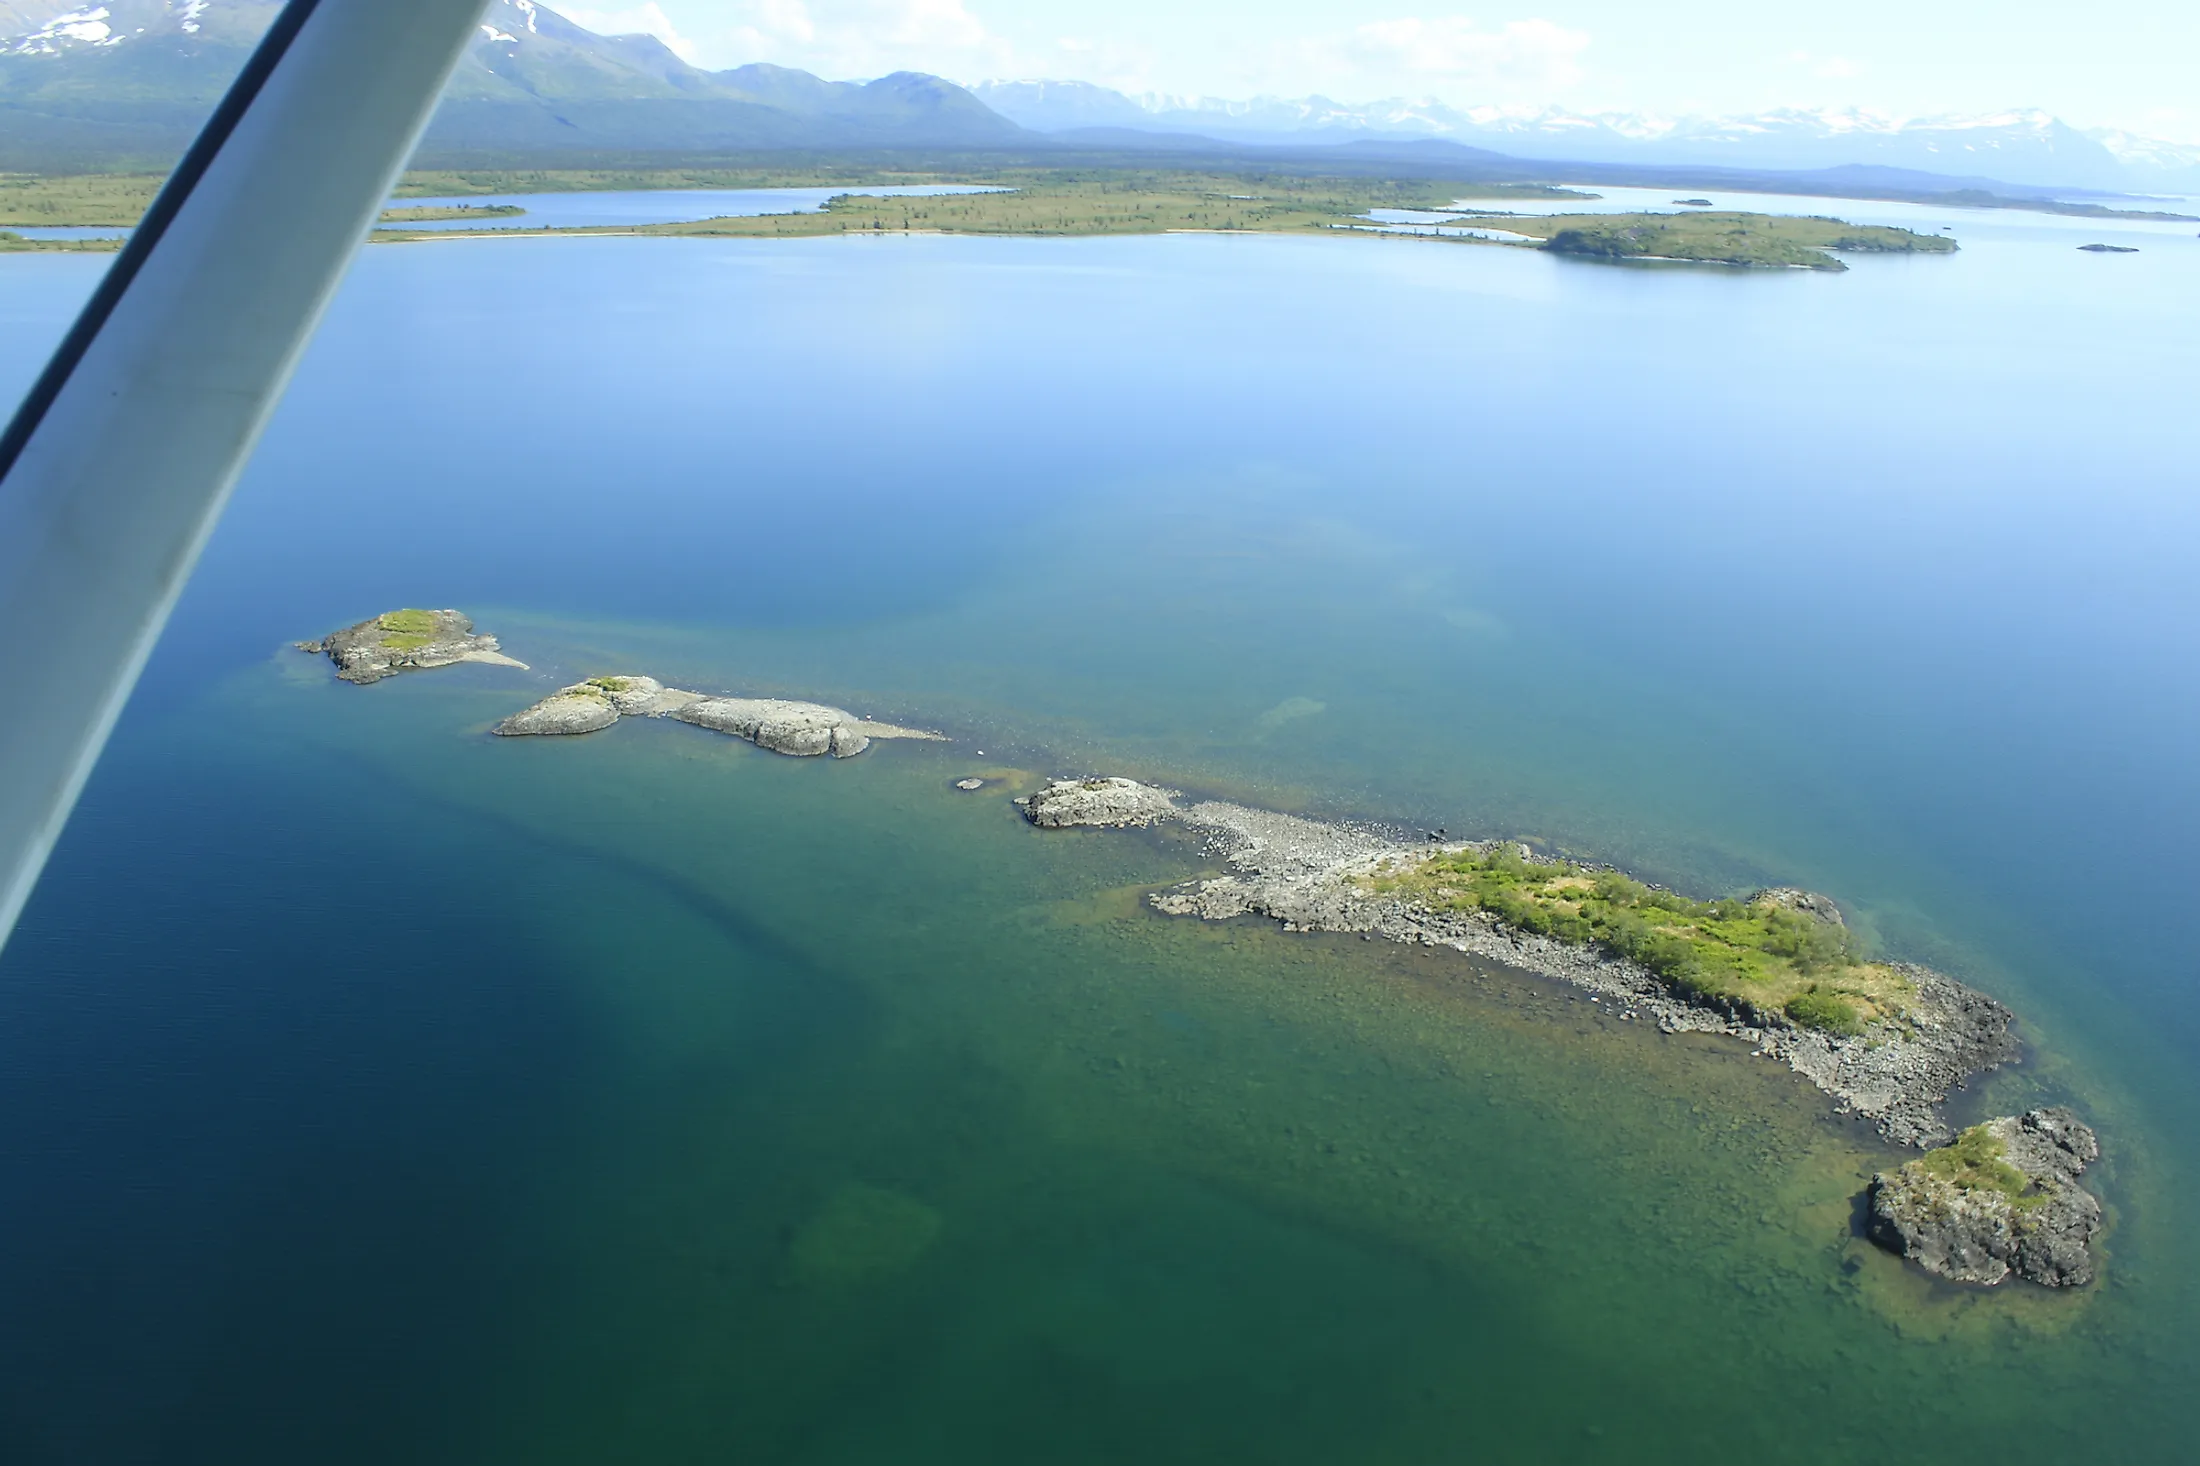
1362 845 1913 1027
376 609 441 651
787 1183 944 1287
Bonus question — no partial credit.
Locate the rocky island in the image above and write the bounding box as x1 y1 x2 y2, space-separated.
300 621 2107 1287
1018 776 2010 1144
297 609 527 684
1867 1108 2103 1286
1018 777 1183 828
495 675 942 758
1015 773 2103 1283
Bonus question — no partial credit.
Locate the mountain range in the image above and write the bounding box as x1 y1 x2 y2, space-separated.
971 82 2200 193
3 0 2195 195
0 0 1022 166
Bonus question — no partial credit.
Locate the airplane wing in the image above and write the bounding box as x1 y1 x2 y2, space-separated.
0 0 493 948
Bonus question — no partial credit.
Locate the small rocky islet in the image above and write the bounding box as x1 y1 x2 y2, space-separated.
294 608 527 684
1867 1107 2101 1287
300 614 2105 1288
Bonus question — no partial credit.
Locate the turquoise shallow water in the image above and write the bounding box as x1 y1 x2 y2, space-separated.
1 212 2196 1461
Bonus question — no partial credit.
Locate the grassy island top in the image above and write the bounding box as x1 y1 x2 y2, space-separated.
375 609 440 651
1361 845 1915 1033
1452 210 1961 271
1913 1124 2042 1208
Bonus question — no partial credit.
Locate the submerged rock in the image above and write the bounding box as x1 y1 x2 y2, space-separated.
1018 777 1180 829
296 609 526 684
786 1183 943 1287
1750 887 1845 925
1867 1107 2103 1286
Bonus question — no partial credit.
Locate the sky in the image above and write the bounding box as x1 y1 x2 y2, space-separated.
557 1 2200 140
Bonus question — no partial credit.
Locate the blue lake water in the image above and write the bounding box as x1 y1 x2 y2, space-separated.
384 184 1009 230
1 201 2197 1462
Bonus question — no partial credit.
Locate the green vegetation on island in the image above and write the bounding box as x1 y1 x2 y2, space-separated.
0 171 160 226
1360 844 1914 1030
1914 1124 2043 1209
0 229 120 253
0 167 1956 273
373 609 442 651
376 171 1594 244
390 165 1589 204
1457 210 1960 271
376 203 525 225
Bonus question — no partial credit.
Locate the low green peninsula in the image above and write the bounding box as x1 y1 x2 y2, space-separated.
377 171 1590 244
376 203 525 225
0 169 1963 272
0 229 119 253
1458 210 1960 271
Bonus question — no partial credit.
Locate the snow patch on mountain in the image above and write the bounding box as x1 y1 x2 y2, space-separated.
10 6 116 53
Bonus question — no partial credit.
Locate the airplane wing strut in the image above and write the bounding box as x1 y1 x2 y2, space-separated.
0 0 493 949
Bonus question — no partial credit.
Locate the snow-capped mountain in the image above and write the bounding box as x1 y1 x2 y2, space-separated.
974 82 2197 193
2085 128 2200 188
1 0 272 56
0 0 1021 164
4 3 2193 193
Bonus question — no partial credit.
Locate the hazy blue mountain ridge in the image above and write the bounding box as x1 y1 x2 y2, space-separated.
0 0 1026 165
974 81 2195 192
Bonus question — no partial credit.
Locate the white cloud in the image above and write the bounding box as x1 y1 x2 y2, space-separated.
676 0 1019 78
564 3 701 60
1783 49 1863 82
1332 16 1590 86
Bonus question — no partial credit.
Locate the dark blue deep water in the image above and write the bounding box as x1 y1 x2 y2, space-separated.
1 199 2196 1462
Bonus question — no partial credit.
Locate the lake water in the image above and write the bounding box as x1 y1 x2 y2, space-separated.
1 200 2196 1463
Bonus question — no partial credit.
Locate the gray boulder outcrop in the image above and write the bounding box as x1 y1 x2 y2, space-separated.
492 676 941 758
673 697 876 758
493 676 694 737
297 609 527 684
495 687 620 736
1018 777 1180 828
1867 1107 2103 1286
